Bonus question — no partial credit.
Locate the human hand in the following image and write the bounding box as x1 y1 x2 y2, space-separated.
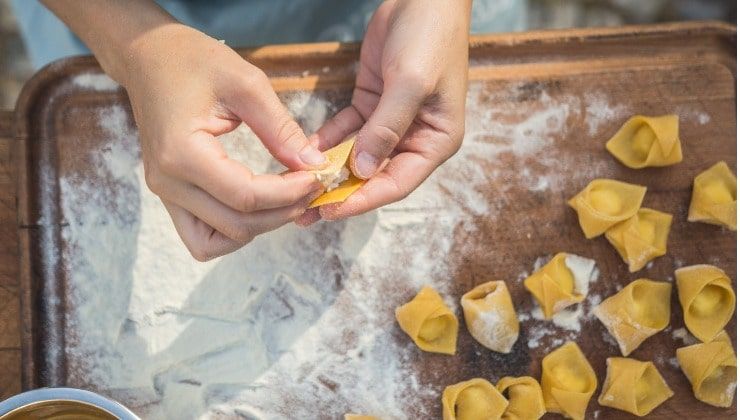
297 0 471 225
123 24 326 260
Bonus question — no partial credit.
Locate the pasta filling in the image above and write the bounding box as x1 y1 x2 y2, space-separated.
589 188 623 215
630 124 655 159
419 316 450 342
704 179 735 204
690 285 729 317
455 386 495 419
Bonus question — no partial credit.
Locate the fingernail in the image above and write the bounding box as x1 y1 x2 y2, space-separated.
299 146 326 167
355 151 379 178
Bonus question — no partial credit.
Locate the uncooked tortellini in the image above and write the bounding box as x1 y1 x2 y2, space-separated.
496 376 546 420
593 279 672 356
676 331 737 408
395 286 458 354
676 264 736 342
442 378 508 420
688 161 737 230
568 179 647 238
541 342 597 420
524 253 596 319
461 281 519 353
605 208 672 272
605 114 682 168
597 357 673 416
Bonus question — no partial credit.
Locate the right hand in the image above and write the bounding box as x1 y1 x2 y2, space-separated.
122 24 326 261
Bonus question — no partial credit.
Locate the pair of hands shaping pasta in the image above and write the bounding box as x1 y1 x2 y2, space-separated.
44 0 471 260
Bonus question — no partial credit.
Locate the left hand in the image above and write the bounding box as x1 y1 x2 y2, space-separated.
297 0 471 225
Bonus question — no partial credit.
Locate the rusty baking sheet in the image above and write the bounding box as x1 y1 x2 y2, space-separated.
15 22 736 418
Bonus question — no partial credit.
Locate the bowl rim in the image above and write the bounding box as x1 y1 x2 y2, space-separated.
0 387 140 419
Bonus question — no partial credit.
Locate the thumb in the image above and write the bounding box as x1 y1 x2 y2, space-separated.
352 83 425 179
225 69 326 171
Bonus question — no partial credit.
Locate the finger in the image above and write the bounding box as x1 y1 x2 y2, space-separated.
295 207 321 227
309 105 365 151
162 200 242 261
319 151 436 220
220 67 327 170
167 132 323 213
164 175 316 243
351 81 427 179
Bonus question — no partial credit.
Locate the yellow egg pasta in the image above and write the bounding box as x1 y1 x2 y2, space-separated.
688 161 737 230
597 357 673 416
676 331 737 408
605 208 672 272
568 179 647 238
605 115 682 169
593 279 671 356
676 264 736 343
461 281 519 353
496 376 546 420
395 286 458 355
524 253 596 319
309 136 366 208
541 342 597 420
442 378 509 420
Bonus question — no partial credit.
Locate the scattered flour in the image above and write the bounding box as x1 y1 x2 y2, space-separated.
72 72 120 91
56 82 630 418
671 327 699 346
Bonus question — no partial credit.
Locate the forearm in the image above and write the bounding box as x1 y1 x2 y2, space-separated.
41 0 177 85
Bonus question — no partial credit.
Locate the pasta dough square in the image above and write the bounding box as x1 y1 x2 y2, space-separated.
597 357 673 416
309 136 366 208
593 279 672 356
676 264 736 343
524 253 596 319
687 161 737 230
442 378 508 420
605 114 682 168
496 376 546 420
541 342 597 420
676 331 737 408
605 208 672 272
395 286 459 355
461 281 519 353
568 179 647 238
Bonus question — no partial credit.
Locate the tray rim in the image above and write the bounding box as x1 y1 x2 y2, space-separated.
12 20 737 394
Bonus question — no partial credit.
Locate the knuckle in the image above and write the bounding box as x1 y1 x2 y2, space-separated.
230 222 255 243
392 64 435 97
368 124 401 152
240 67 270 91
144 168 165 195
157 147 181 175
275 118 305 149
187 244 212 262
236 183 258 212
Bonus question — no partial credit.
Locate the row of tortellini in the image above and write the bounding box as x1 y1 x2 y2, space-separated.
605 114 736 230
442 341 678 420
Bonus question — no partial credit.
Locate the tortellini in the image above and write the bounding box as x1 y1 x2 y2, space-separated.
524 253 596 319
461 281 519 353
676 264 736 343
593 279 671 356
597 357 674 416
568 179 647 238
605 208 672 272
395 286 458 355
496 376 546 420
309 136 366 208
687 161 737 230
605 114 682 169
676 331 737 408
442 378 508 420
541 342 597 420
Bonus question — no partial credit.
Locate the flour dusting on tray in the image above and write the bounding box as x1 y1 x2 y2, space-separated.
58 84 627 419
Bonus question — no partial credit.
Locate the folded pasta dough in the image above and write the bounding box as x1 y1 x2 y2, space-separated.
344 415 380 420
395 286 458 355
593 279 671 356
568 179 647 238
676 264 736 343
541 342 597 420
676 331 737 408
309 135 366 208
496 376 546 420
442 378 509 420
688 161 737 230
524 253 596 319
605 115 682 168
460 281 519 353
597 357 673 416
605 208 672 272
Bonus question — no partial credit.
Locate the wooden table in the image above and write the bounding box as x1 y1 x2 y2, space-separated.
0 109 21 401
